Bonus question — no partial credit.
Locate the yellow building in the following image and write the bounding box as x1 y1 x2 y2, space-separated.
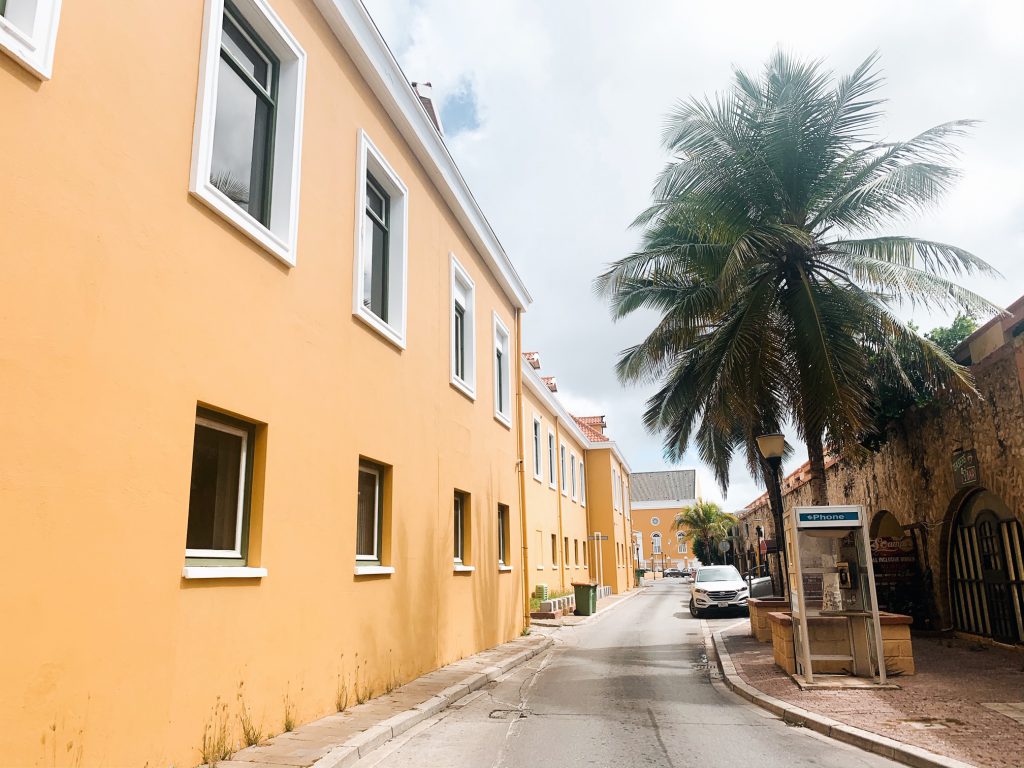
521 355 593 597
630 470 700 571
0 1 537 765
520 354 636 595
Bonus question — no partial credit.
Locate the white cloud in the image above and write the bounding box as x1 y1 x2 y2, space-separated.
364 0 1024 510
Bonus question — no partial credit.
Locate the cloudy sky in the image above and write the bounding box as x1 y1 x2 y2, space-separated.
363 0 1024 508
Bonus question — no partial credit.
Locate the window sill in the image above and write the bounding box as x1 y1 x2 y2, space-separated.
0 16 54 80
536 565 544 570
450 376 477 401
182 566 267 580
498 565 513 572
532 474 543 484
189 182 295 267
354 565 395 576
550 566 559 570
493 410 512 429
353 305 406 350
453 564 475 573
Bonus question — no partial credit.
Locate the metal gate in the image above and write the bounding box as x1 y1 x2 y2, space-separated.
950 511 1024 644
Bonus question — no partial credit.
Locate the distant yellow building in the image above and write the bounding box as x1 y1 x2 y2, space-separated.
520 355 636 597
630 471 700 571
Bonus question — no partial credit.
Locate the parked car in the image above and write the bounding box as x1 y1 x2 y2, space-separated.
742 566 774 598
664 568 685 578
689 565 751 617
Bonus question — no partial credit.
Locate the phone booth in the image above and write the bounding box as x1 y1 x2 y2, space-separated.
784 505 887 686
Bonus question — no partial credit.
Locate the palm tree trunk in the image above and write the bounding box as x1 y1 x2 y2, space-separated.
805 430 829 506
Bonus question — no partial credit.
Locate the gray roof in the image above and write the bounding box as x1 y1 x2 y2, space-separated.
630 470 696 502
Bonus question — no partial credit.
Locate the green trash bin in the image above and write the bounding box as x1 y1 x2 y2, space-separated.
634 568 645 586
572 582 598 616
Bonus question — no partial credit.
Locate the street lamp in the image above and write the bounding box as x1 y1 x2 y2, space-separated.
756 433 789 598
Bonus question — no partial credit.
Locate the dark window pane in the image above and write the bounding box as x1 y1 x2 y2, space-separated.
363 216 389 320
454 494 465 561
366 182 386 221
187 424 243 551
454 304 465 379
211 56 273 224
496 349 503 408
356 468 379 558
222 12 271 89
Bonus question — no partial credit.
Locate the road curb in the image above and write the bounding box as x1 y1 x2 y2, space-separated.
705 626 978 768
310 635 553 768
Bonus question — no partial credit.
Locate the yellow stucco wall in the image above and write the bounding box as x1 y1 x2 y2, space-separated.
0 2 524 765
583 449 635 593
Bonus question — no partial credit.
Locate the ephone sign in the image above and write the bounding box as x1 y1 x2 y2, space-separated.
795 505 863 529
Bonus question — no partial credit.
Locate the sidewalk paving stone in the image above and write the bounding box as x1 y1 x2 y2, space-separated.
224 633 551 768
718 624 1024 768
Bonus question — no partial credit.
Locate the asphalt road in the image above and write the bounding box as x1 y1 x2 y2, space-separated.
355 579 899 768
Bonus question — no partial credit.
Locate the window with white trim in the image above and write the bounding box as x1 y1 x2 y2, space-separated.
570 454 577 501
651 531 662 555
492 313 511 425
677 532 688 554
532 416 542 480
354 131 409 347
190 0 306 266
498 504 510 565
560 444 567 495
450 254 476 397
356 460 388 565
612 468 620 510
0 0 61 79
186 408 256 566
547 430 556 489
580 463 586 506
453 490 471 566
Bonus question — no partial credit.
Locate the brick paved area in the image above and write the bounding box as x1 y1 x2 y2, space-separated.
722 626 1024 768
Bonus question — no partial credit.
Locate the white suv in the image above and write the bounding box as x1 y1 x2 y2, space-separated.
689 565 749 617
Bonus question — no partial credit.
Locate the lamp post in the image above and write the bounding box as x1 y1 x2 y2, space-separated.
756 433 789 599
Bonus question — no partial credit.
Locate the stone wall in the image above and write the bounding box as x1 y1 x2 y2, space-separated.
778 337 1024 631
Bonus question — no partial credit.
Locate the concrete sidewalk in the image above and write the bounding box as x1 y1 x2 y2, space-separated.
216 633 551 768
711 620 1024 768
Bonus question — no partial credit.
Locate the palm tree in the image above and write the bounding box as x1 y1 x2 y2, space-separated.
673 500 734 565
596 51 999 503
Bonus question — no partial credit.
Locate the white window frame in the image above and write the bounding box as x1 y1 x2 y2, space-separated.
532 416 543 481
547 430 557 489
612 468 620 510
580 463 586 507
492 312 512 426
677 532 687 554
652 531 662 555
185 416 249 560
355 463 383 563
560 444 568 496
189 0 306 267
0 0 61 79
354 130 409 348
570 454 578 501
450 254 476 398
453 492 465 564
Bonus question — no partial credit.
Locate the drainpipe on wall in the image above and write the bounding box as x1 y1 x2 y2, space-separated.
514 309 531 630
583 452 593 582
554 417 566 593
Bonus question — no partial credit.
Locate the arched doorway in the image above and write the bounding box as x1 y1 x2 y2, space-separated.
948 490 1024 644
